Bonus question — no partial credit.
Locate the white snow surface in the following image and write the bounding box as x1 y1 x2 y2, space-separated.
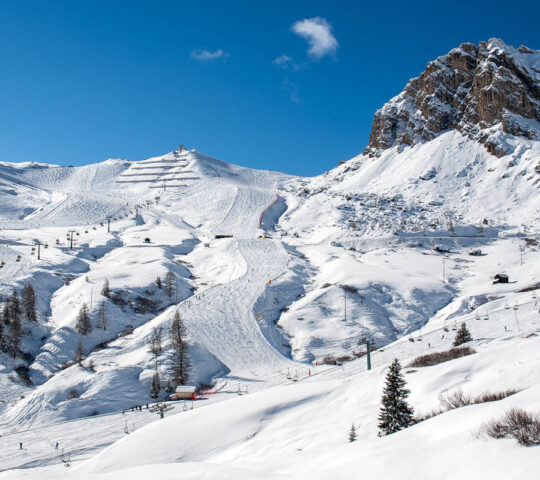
0 131 538 478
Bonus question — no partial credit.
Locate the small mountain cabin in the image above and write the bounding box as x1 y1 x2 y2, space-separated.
170 385 197 401
493 273 509 284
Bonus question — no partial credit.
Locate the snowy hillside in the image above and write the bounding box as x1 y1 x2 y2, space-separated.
0 38 539 478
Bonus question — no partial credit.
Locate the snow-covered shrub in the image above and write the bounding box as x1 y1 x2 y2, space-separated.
408 346 476 367
67 388 80 400
480 408 540 446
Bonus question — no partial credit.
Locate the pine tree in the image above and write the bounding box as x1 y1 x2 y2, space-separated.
165 379 174 394
170 311 191 386
156 276 162 289
378 359 414 436
148 327 163 370
150 371 161 399
75 303 93 335
453 322 472 347
21 284 37 322
96 301 108 330
0 305 9 353
163 270 175 298
74 340 85 365
348 423 357 442
101 279 111 298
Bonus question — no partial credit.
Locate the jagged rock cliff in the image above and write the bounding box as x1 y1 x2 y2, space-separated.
364 39 540 157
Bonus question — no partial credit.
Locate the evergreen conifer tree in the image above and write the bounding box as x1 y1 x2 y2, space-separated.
76 303 93 335
453 322 472 347
96 301 108 330
348 423 357 442
150 372 161 399
101 279 111 298
170 311 191 386
21 284 37 322
156 276 162 289
378 359 414 436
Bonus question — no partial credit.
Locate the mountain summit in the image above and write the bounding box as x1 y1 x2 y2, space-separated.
364 39 540 157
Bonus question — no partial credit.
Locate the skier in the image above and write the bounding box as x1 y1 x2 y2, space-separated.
55 442 59 450
19 442 22 450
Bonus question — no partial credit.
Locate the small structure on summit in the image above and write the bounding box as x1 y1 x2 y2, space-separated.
144 237 151 244
170 385 197 401
493 273 509 284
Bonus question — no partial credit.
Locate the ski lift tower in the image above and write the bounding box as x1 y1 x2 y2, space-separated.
359 337 373 371
33 240 44 260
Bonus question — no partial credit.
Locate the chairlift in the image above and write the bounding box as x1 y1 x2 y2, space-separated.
504 303 510 310
512 304 518 311
16 255 21 262
483 312 490 321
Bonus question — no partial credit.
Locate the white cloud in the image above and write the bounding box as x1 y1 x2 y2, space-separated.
190 48 229 62
273 54 293 68
291 17 338 59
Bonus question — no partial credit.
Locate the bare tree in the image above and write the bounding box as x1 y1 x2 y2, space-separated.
170 311 191 386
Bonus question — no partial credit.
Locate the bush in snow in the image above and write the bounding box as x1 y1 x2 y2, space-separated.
150 372 161 399
68 388 80 400
414 388 520 423
408 346 476 367
75 303 92 335
378 359 414 436
480 408 540 446
453 323 472 347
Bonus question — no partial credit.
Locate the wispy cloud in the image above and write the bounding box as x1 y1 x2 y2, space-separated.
273 54 293 68
190 48 229 62
281 80 300 103
291 17 338 59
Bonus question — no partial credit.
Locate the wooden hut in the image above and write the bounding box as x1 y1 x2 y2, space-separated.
170 385 197 401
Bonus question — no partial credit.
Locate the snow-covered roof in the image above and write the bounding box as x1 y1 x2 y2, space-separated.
175 386 197 393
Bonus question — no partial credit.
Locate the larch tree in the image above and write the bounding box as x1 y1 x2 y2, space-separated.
378 359 414 436
163 270 175 298
96 301 108 330
9 314 21 359
21 284 37 322
74 340 85 365
148 327 163 370
76 303 93 335
170 311 191 386
101 279 111 298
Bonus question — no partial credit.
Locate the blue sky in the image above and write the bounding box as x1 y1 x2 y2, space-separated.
1 1 538 176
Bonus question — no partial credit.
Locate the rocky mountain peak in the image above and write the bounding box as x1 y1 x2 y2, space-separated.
364 39 540 157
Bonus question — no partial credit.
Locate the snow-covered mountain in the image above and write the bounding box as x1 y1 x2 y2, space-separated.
0 38 539 479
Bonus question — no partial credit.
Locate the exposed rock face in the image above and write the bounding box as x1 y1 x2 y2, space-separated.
364 39 540 157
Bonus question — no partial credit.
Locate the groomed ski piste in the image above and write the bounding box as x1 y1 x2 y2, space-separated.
0 133 539 478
